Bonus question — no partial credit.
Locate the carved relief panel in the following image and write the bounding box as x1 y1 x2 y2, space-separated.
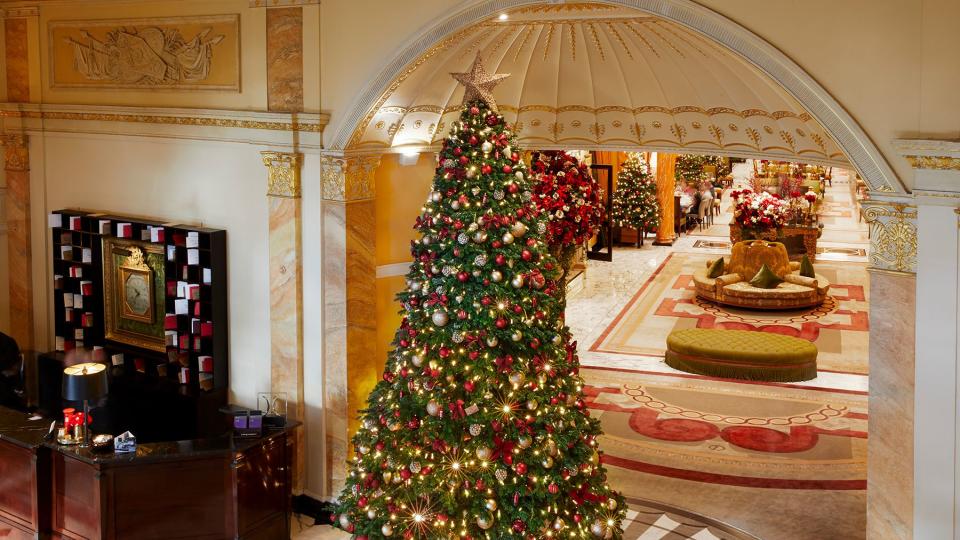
49 15 240 90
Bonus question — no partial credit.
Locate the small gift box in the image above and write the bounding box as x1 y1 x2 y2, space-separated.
164 314 178 330
134 358 146 373
55 336 65 351
60 246 73 261
54 275 63 289
81 248 92 264
187 284 200 301
98 220 111 235
200 322 213 338
178 367 190 384
166 245 176 261
164 330 177 347
198 355 214 373
185 231 199 248
68 216 82 231
150 226 165 243
82 312 94 327
187 249 200 266
69 266 82 278
80 281 93 296
202 268 212 285
48 213 63 228
116 223 132 238
114 431 137 453
73 294 83 310
63 292 74 308
174 298 189 315
111 353 124 367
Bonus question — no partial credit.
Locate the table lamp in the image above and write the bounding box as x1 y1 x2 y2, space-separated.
62 362 108 447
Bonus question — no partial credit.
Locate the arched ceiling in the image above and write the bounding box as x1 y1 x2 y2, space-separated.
349 2 849 167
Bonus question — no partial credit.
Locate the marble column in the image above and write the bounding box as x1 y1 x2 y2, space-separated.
654 153 677 245
887 139 960 540
4 133 31 352
320 152 380 497
860 194 917 539
262 151 305 492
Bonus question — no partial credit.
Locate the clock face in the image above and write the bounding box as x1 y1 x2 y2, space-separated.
124 273 151 316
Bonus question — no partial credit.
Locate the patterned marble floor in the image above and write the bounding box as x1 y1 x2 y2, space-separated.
564 162 871 540
290 498 761 539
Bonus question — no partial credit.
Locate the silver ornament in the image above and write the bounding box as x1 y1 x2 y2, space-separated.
432 311 449 327
338 515 351 529
515 171 524 180
451 200 461 210
494 190 505 200
476 446 492 461
509 372 525 385
537 221 548 234
409 461 422 474
367 509 377 519
411 354 423 367
474 254 488 267
485 499 498 511
491 270 503 282
409 281 422 292
426 400 441 416
495 468 508 482
486 336 499 347
422 235 432 245
470 424 482 436
381 523 394 537
431 191 443 202
591 521 605 537
607 498 618 510
442 265 454 276
517 435 532 449
457 232 469 245
468 222 479 232
502 232 515 245
511 274 525 288
511 331 523 342
481 141 494 153
526 399 539 411
452 331 465 343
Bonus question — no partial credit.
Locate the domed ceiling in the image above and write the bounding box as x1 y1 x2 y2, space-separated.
348 2 849 166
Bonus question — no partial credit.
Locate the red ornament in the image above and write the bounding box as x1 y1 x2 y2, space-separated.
470 106 480 115
453 147 462 156
481 296 492 306
481 164 493 175
507 183 519 193
457 272 469 282
495 317 508 329
357 496 368 508
486 115 499 126
439 347 451 358
469 135 478 145
548 482 559 494
514 462 527 474
468 351 479 360
512 520 526 533
400 468 412 480
457 309 467 320
407 417 420 429
459 155 469 165
521 249 532 261
464 380 475 392
511 152 520 162
502 165 512 174
492 240 502 249
529 338 540 349
495 254 506 266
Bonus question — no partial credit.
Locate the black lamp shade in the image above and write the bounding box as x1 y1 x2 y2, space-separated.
63 362 109 401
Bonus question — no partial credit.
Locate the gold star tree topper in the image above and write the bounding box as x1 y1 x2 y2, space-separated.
451 53 510 112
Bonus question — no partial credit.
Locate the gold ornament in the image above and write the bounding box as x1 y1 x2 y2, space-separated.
450 53 510 112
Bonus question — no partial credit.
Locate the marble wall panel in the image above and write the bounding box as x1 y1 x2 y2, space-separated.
322 200 349 495
655 153 677 245
345 200 377 439
266 7 304 112
867 269 915 539
4 19 29 103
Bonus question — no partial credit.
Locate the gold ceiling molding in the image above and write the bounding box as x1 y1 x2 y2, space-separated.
512 3 618 14
250 0 318 6
2 133 28 171
262 151 302 199
0 109 324 133
861 201 918 274
377 103 812 121
904 155 960 171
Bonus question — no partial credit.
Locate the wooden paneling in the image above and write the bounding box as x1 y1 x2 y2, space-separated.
0 442 38 531
52 452 102 540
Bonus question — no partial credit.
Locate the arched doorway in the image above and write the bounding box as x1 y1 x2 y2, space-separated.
317 2 917 538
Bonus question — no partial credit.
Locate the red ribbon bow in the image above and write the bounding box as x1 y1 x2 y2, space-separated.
491 436 515 463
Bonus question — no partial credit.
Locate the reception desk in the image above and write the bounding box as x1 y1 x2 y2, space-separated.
0 406 295 539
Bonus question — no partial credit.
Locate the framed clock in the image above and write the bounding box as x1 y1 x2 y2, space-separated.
102 238 166 352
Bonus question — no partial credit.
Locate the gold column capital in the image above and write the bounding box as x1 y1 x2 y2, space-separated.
320 154 381 202
261 151 302 198
861 200 918 274
3 132 28 172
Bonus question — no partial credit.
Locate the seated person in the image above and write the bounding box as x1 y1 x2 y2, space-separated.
0 332 24 409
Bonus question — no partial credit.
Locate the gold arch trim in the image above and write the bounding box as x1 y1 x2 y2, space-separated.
0 109 324 133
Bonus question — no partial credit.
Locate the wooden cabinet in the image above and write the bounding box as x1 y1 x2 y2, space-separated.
0 406 296 540
0 439 48 539
48 429 294 540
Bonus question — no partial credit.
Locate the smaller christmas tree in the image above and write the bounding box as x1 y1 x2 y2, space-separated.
610 156 659 237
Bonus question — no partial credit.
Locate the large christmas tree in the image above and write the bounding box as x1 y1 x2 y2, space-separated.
332 55 625 540
610 155 659 234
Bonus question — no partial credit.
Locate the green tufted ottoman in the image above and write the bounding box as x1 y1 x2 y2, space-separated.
665 329 818 382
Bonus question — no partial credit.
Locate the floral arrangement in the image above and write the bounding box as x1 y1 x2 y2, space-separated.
530 150 605 248
730 189 791 230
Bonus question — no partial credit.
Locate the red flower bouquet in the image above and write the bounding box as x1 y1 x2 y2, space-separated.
530 151 605 248
730 189 791 230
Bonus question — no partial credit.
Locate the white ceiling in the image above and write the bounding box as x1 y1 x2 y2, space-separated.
349 2 848 166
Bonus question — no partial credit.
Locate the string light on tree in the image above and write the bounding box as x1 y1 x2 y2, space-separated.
332 53 625 540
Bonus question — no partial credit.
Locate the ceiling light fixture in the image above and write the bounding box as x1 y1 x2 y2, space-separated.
498 13 508 21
